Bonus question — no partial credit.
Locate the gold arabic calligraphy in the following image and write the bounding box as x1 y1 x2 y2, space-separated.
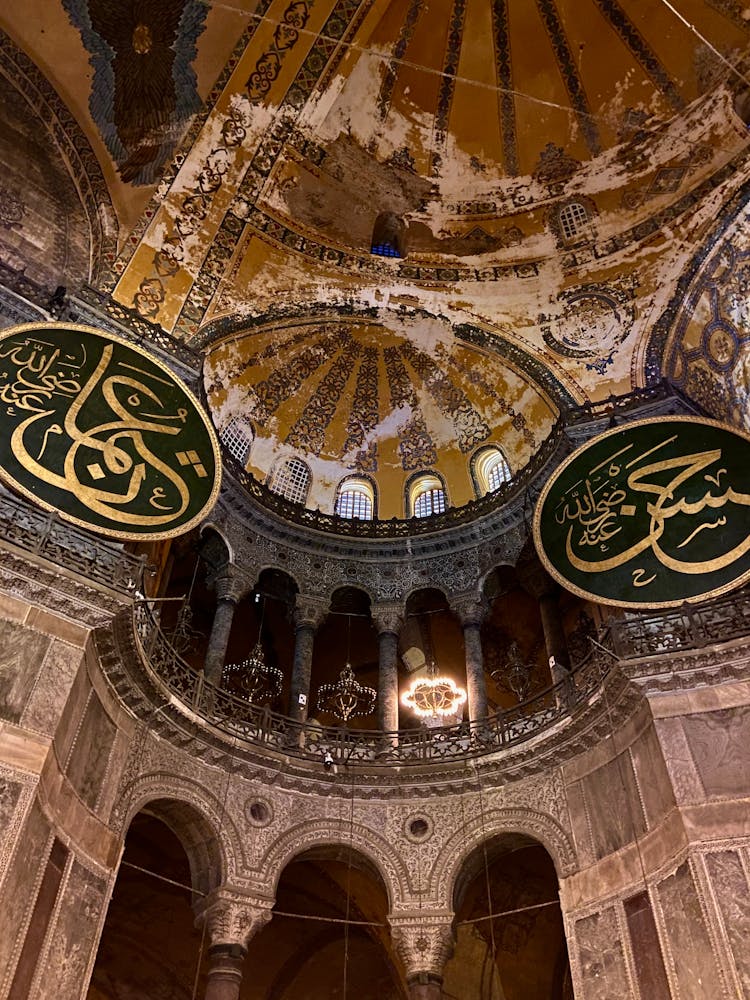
554 435 750 583
1 334 204 528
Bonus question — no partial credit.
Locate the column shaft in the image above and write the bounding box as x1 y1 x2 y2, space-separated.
463 621 488 722
204 943 246 1000
407 975 444 1000
204 598 237 687
377 629 400 733
289 622 315 722
539 593 571 675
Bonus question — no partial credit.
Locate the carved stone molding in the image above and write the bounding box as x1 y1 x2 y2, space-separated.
195 886 274 948
372 603 404 635
293 594 328 630
389 911 455 978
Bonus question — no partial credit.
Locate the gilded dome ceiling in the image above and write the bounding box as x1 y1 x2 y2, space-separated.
203 312 557 517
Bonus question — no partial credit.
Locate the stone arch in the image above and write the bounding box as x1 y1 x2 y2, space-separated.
258 819 414 907
0 33 118 287
116 776 243 895
432 807 577 908
200 521 235 564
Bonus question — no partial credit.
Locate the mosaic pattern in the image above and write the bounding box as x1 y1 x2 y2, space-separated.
535 0 600 156
250 329 341 422
435 344 537 449
0 33 118 284
383 346 438 470
377 0 423 118
342 347 380 472
285 334 361 452
103 0 275 287
540 282 636 375
246 0 310 101
532 144 580 190
662 204 750 429
490 0 518 176
432 0 468 175
594 0 683 111
0 185 25 230
399 341 491 453
175 0 372 335
62 0 208 185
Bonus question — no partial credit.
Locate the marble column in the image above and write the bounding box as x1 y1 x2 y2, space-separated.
516 556 571 686
452 595 489 723
390 912 454 1000
204 571 243 688
289 596 326 722
195 888 273 1000
373 605 404 737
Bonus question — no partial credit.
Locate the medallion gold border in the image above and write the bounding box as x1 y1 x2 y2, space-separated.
532 414 750 609
0 322 222 541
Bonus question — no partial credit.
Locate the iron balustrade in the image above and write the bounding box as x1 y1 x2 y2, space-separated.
132 588 750 767
0 488 147 594
134 598 613 766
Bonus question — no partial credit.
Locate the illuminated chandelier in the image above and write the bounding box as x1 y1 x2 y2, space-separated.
222 595 283 704
316 615 376 723
401 660 467 721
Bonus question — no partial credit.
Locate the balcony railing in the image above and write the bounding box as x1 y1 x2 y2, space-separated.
132 589 750 767
0 488 146 594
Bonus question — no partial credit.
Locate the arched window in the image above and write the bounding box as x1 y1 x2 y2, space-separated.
270 457 311 504
220 416 254 465
408 473 448 519
371 212 407 259
558 201 589 240
335 477 376 520
472 446 512 496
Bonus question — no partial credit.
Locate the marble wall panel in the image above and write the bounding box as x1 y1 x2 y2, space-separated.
682 707 750 799
0 800 51 995
30 857 108 1000
0 621 51 724
574 907 630 1000
581 753 646 860
623 891 670 999
629 721 675 829
705 850 750 994
65 694 117 813
22 640 84 737
658 862 724 1000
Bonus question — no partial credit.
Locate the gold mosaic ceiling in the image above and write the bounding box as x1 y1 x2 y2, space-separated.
204 314 556 517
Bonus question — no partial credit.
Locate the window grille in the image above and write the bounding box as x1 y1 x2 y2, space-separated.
486 453 511 492
271 458 311 504
559 202 589 240
413 487 447 518
220 417 254 465
335 482 374 520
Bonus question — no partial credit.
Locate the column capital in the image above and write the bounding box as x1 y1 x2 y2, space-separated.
450 593 488 628
293 594 328 630
372 603 404 635
195 888 273 949
389 911 455 980
211 566 246 604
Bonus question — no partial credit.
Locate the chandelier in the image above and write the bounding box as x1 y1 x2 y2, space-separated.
401 660 467 720
315 615 376 723
491 641 534 703
222 595 283 704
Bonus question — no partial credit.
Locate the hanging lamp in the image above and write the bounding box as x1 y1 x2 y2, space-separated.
316 615 376 723
222 594 283 704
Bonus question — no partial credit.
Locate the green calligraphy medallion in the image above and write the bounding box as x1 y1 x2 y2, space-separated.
0 323 221 540
533 416 750 608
